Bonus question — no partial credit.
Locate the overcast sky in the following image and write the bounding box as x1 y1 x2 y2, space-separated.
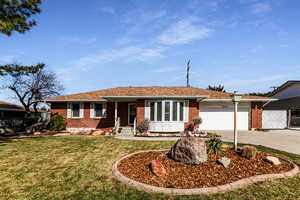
1 0 300 102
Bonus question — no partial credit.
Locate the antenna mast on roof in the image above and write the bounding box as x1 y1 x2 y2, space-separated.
186 60 190 87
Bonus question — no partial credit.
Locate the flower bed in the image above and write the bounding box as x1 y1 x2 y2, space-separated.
113 149 299 195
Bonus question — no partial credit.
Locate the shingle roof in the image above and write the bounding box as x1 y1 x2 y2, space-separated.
46 86 274 101
0 101 24 110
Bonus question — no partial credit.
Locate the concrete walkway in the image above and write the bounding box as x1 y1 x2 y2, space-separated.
116 130 300 155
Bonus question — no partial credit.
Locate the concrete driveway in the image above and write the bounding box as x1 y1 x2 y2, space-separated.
217 129 300 155
117 129 300 155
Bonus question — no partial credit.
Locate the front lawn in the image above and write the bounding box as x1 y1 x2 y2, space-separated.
0 136 299 200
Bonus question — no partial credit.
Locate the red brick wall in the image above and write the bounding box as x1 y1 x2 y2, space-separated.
189 99 199 122
51 102 115 129
251 102 263 129
136 100 145 124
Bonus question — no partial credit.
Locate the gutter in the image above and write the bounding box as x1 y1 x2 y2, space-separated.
202 98 278 102
102 95 209 99
45 99 108 103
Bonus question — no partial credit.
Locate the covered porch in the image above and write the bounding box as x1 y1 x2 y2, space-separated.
105 96 203 135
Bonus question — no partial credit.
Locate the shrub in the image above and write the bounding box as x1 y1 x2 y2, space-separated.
241 145 257 159
192 117 203 126
136 119 150 134
50 114 66 131
206 137 223 154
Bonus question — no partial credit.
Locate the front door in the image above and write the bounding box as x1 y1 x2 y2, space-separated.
128 103 136 125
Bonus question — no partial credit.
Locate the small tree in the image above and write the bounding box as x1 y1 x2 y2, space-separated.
0 0 42 36
2 63 63 113
207 84 226 92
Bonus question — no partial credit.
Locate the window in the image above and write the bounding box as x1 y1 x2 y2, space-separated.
148 100 186 122
173 102 178 121
94 103 104 117
150 102 155 121
157 102 162 121
72 103 80 118
165 102 170 121
91 103 106 118
179 102 184 121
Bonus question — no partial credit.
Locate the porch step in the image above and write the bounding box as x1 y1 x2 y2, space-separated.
118 127 134 136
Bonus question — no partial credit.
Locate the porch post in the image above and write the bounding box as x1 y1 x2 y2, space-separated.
114 101 118 124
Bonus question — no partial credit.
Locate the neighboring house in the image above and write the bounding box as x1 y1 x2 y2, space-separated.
0 101 26 129
263 80 300 129
46 86 275 134
0 101 25 120
0 101 50 129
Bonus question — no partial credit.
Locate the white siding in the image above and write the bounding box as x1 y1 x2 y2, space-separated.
262 110 287 129
273 83 300 100
149 122 184 132
199 102 250 130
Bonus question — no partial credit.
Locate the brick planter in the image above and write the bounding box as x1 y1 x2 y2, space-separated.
112 150 299 195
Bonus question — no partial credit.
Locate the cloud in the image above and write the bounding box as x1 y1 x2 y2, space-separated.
71 46 167 67
0 55 17 63
59 36 97 45
151 67 180 73
117 9 168 45
250 2 272 15
157 17 213 46
98 6 115 15
223 74 296 87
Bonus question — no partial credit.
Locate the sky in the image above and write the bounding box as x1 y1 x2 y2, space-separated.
1 0 300 103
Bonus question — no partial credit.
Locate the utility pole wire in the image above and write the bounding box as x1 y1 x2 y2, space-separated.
186 60 190 87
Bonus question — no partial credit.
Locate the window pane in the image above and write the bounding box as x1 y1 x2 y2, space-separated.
173 102 178 121
95 104 103 117
157 102 162 121
179 102 184 121
72 104 80 117
165 102 170 121
150 102 155 121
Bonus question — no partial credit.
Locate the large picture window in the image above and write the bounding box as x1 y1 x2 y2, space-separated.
148 100 185 122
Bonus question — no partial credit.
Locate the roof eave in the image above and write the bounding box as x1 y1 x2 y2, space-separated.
45 99 108 102
102 95 209 99
202 98 277 102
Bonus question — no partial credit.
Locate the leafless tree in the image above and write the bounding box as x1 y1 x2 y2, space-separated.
2 63 63 115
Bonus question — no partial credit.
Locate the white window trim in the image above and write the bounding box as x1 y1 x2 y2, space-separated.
145 100 188 122
90 102 107 118
67 102 84 119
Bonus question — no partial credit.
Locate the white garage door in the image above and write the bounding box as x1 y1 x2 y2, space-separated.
199 102 249 130
262 110 287 129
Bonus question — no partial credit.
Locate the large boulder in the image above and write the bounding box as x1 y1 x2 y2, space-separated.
170 137 207 165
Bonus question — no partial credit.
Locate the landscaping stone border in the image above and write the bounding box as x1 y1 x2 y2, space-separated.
112 149 299 195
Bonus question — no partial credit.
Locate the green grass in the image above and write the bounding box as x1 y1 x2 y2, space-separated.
0 136 299 200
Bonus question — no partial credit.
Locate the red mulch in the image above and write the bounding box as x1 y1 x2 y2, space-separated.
117 150 294 189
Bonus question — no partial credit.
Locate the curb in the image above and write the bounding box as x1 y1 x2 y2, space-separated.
112 150 299 195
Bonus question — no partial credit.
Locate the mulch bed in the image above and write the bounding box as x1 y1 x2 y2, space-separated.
117 150 294 189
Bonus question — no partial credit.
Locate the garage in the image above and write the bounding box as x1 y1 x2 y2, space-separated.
199 102 250 130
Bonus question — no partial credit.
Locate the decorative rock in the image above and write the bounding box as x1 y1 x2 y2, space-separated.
241 145 257 160
149 160 166 177
33 132 41 135
218 157 231 168
79 130 91 135
0 128 5 135
91 130 104 136
265 156 281 165
170 137 207 165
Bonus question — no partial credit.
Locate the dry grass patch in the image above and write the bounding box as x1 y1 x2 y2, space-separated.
0 136 299 200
